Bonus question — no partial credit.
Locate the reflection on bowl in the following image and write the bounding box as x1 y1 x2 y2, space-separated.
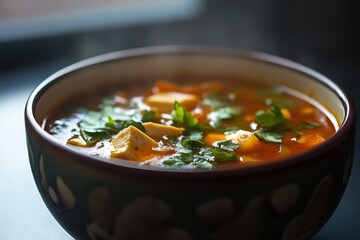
25 46 356 240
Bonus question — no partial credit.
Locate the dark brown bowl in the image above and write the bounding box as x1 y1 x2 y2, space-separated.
25 46 356 240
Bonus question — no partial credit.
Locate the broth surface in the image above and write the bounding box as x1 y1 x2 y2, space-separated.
44 80 336 169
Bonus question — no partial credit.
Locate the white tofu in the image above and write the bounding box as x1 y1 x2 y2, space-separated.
143 122 184 139
226 130 261 153
145 92 198 113
110 126 157 161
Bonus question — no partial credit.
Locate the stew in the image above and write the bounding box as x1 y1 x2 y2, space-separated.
44 80 336 169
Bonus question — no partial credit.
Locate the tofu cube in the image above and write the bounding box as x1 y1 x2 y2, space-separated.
111 126 157 161
143 122 184 139
145 92 198 113
226 130 261 153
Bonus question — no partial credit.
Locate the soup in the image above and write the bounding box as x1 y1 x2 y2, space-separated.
43 80 336 169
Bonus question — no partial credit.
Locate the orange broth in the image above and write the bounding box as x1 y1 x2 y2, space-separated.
44 80 336 169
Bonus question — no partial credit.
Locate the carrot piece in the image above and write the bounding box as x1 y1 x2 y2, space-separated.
297 134 325 147
244 114 255 122
152 80 179 93
280 108 292 120
226 130 261 154
203 133 226 145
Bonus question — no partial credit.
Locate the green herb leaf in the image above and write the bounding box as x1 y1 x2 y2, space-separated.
298 121 322 129
188 131 203 142
160 133 239 169
211 148 239 162
265 98 295 108
255 105 286 129
142 110 157 122
162 155 186 168
203 94 228 109
76 106 145 144
213 140 239 151
127 120 145 132
208 106 242 128
171 102 200 131
254 130 282 143
80 129 111 145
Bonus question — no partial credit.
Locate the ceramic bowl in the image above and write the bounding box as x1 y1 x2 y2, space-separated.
25 46 356 240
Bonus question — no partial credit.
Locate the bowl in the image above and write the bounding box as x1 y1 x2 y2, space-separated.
25 46 356 240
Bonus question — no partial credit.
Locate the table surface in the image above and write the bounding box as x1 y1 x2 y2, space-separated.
0 61 359 239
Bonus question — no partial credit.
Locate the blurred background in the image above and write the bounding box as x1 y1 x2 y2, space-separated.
0 0 358 239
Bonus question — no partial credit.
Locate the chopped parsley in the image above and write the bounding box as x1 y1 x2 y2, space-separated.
298 121 322 129
142 110 157 122
171 101 200 131
265 98 295 109
160 135 239 169
253 104 288 143
254 130 282 143
208 106 242 129
79 114 144 144
255 105 286 129
213 140 240 151
203 93 228 109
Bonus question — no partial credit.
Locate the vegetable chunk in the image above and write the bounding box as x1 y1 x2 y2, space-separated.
143 122 184 139
68 136 93 147
226 130 261 153
111 126 157 161
203 133 226 145
145 92 198 113
296 134 325 147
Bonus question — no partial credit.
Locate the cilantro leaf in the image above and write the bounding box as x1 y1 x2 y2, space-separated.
77 107 144 144
254 130 282 143
159 134 239 169
171 102 200 131
265 98 295 108
298 121 321 129
211 148 239 162
203 94 228 109
80 128 111 145
213 140 239 151
255 105 286 129
142 110 157 122
188 131 203 142
162 155 187 168
208 106 242 128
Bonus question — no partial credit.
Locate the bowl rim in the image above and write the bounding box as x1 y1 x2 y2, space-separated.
25 45 356 177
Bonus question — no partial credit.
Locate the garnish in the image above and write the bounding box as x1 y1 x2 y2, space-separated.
208 106 242 129
255 105 286 129
213 140 239 151
171 102 200 131
142 110 157 122
298 121 322 129
254 130 282 143
78 107 144 144
253 104 289 143
203 93 228 109
265 98 295 108
160 135 239 169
